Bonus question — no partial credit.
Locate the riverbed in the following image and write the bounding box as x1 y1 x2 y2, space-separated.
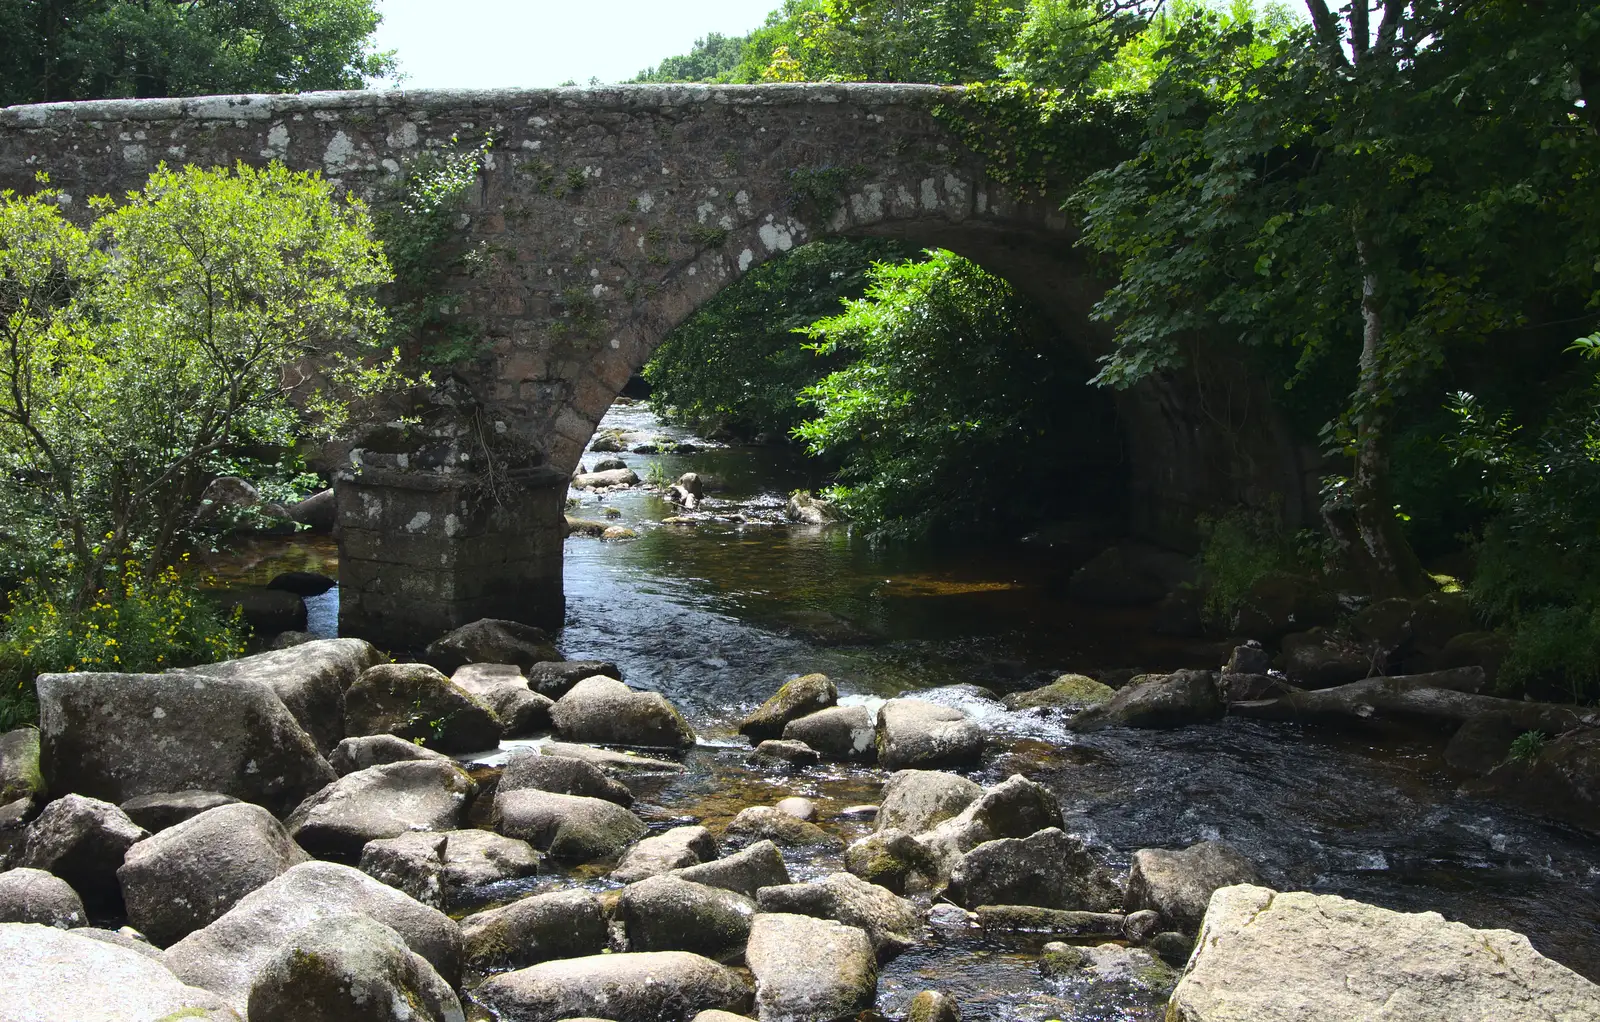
208 399 1600 1017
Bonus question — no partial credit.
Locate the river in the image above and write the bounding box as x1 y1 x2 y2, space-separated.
208 398 1600 1019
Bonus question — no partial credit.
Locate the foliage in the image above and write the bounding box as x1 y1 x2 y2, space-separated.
1505 729 1547 765
631 32 752 83
644 238 905 439
0 164 397 610
0 0 395 106
0 559 248 727
1195 505 1307 626
794 249 1117 537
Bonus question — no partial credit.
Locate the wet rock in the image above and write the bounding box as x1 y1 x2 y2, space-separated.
773 796 815 821
119 790 241 833
1464 726 1600 834
785 491 839 525
749 739 821 768
573 467 641 489
17 794 146 913
674 839 791 898
1069 670 1223 730
781 705 876 762
266 570 337 597
541 740 687 776
1443 711 1526 775
723 806 843 851
1276 627 1378 689
2 922 240 1021
1123 908 1163 944
1067 544 1194 607
618 874 757 962
603 525 639 541
917 774 1064 877
1171 884 1600 1020
875 699 984 771
177 638 381 753
0 727 42 803
501 747 635 806
551 676 697 750
526 659 623 699
612 825 718 883
35 669 336 816
593 456 629 472
745 913 876 1022
328 734 455 776
118 803 309 946
424 618 560 673
946 828 1121 911
163 860 462 1014
473 951 752 1022
906 990 961 1022
1124 840 1260 932
877 770 983 834
1148 930 1195 966
755 872 919 959
344 662 504 754
245 913 464 1022
288 488 336 531
451 663 554 737
739 674 838 742
285 760 477 863
839 804 878 822
1216 672 1293 703
1002 674 1116 712
494 788 648 862
843 829 940 895
204 586 307 635
359 830 540 910
460 888 607 972
926 903 976 931
1041 941 1178 993
0 867 85 928
975 905 1125 937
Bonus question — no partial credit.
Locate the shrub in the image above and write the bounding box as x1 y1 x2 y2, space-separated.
1195 505 1310 626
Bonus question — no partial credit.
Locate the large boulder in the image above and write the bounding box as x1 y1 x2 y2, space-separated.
551 676 696 750
877 770 983 834
613 825 718 883
500 746 634 805
1069 670 1223 730
843 829 942 896
494 788 648 862
245 913 464 1022
451 664 554 737
916 774 1064 877
1124 840 1260 933
359 830 540 910
0 867 85 928
119 790 241 833
163 861 463 1015
425 618 560 673
460 888 608 972
674 839 791 898
17 793 147 913
1 922 240 1021
472 951 752 1022
0 727 42 803
35 670 336 816
118 802 310 946
1464 726 1600 834
1002 674 1115 712
1167 884 1600 1021
723 806 843 851
288 488 337 531
328 734 455 776
745 913 877 1022
739 674 837 742
177 639 382 753
1067 544 1194 606
781 705 876 762
343 663 503 754
525 660 622 699
755 872 919 959
946 828 1120 911
617 874 757 962
285 760 477 863
1276 628 1378 690
875 700 985 770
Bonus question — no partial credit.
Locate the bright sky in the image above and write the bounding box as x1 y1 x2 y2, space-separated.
371 1 781 90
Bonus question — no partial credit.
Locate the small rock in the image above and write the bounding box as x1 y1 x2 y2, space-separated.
424 618 560 673
781 705 876 762
344 663 503 753
749 740 821 768
119 790 240 833
745 913 876 1022
500 747 634 806
739 674 838 742
450 664 554 737
359 830 540 910
17 794 147 913
1 922 239 1021
784 491 839 525
1148 930 1195 966
755 872 919 959
327 734 454 776
618 874 757 962
460 887 607 972
613 825 718 884
926 903 975 930
284 760 477 863
494 788 648 862
773 797 816 822
1224 643 1271 676
877 770 982 834
1124 840 1260 932
472 951 753 1022
916 774 1064 879
674 839 791 897
118 802 309 946
1069 670 1223 730
551 676 697 750
603 525 639 541
0 867 85 927
526 660 623 699
593 456 629 472
724 806 843 850
947 828 1121 912
1002 675 1115 712
906 990 960 1022
1124 907 1163 944
875 699 985 770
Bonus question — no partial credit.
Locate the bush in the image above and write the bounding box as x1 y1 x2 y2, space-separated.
1195 505 1314 627
0 560 247 727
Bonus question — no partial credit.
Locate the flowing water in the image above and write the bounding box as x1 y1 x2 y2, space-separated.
214 399 1600 1018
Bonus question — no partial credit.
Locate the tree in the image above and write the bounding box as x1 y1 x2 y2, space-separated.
631 32 752 83
0 163 397 607
0 0 395 106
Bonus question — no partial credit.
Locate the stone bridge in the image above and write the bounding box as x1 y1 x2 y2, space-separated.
0 85 1313 648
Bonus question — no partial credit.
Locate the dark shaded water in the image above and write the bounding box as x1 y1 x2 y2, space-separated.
214 400 1600 1017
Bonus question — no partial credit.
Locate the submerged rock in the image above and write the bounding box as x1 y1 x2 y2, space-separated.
551 676 697 750
358 830 540 910
285 760 477 863
119 789 240 833
1168 884 1600 1021
343 663 503 754
1 922 239 1021
0 867 85 928
17 793 147 914
745 913 876 1022
613 825 719 883
424 618 560 673
1124 839 1260 933
618 874 757 962
460 887 608 973
781 705 876 762
472 951 752 1022
739 674 838 742
876 699 985 770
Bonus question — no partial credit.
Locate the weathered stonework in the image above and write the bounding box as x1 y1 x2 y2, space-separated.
0 85 1315 643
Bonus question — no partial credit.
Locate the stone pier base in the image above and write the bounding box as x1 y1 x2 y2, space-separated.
334 466 566 651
